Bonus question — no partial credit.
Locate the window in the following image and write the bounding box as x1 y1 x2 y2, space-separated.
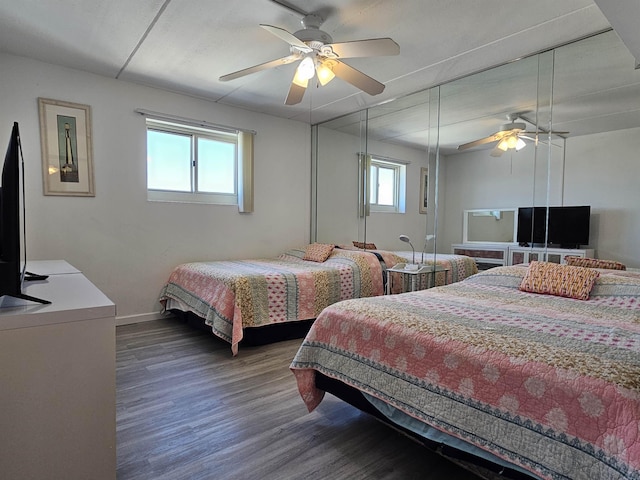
142 113 254 212
369 157 406 213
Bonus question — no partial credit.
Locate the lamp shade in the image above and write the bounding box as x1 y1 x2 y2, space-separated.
292 73 309 88
316 61 335 86
297 57 315 80
506 134 519 149
399 234 415 264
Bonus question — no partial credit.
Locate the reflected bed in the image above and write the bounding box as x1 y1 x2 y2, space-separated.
383 250 478 287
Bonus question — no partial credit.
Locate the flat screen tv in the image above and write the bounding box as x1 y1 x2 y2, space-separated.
517 205 591 249
0 122 49 304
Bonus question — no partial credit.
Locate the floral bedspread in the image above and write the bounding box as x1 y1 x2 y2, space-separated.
159 247 384 354
291 266 640 479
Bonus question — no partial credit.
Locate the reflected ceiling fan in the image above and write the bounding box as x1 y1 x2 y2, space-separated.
219 6 399 105
457 113 568 157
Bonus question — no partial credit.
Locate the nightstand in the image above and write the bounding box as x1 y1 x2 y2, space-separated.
386 263 451 294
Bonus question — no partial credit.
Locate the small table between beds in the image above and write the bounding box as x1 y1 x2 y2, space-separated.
386 263 450 294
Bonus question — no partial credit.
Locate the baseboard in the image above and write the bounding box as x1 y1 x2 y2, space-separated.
116 311 172 326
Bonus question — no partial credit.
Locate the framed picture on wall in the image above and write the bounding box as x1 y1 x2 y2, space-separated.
38 98 95 196
419 167 428 214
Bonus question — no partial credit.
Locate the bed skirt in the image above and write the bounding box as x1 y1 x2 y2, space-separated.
315 373 535 480
171 310 314 346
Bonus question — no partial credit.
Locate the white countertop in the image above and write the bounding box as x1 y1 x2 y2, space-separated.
0 260 115 330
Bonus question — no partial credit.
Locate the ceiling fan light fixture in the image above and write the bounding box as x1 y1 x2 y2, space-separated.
506 134 519 149
292 74 309 88
497 139 509 152
316 61 335 86
497 134 527 153
295 56 315 81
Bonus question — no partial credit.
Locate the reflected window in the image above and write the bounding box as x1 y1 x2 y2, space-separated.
369 157 405 213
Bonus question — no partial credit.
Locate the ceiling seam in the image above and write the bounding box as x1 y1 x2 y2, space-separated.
116 0 172 79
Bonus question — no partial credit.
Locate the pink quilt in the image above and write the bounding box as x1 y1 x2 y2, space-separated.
291 266 640 479
159 247 385 354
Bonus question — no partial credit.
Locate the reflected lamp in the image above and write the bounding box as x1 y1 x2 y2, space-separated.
399 234 415 265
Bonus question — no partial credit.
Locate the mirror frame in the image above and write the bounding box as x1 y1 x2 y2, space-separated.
462 208 518 244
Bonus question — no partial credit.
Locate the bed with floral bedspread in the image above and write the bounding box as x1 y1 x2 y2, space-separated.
160 247 397 354
291 265 640 480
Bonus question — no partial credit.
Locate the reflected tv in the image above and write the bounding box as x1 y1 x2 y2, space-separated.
517 206 590 249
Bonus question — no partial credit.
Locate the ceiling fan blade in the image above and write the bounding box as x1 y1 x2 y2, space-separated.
324 38 400 58
267 0 308 16
490 145 505 157
457 131 509 151
331 60 385 95
219 54 302 82
523 131 570 136
285 79 307 105
260 24 311 51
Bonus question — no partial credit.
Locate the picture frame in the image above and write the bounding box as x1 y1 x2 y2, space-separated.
38 98 94 196
419 167 428 214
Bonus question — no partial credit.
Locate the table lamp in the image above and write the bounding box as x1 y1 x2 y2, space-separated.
399 234 418 269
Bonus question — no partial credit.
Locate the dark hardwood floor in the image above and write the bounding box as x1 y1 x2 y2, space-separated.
116 318 487 480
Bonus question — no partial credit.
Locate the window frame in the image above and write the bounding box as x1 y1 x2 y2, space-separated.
146 118 239 205
369 157 405 213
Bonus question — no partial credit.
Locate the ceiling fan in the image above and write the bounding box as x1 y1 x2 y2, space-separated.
457 113 568 157
218 9 399 105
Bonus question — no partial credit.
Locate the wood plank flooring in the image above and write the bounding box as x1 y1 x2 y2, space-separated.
116 318 487 480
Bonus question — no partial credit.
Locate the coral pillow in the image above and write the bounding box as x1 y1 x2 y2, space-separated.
519 261 599 300
352 241 377 250
565 256 626 271
303 243 334 262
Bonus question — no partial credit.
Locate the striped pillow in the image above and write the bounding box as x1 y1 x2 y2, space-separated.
303 243 334 262
519 261 599 300
565 256 626 271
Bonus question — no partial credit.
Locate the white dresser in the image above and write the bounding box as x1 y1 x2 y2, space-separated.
0 261 116 480
452 243 510 270
508 246 594 265
453 243 594 268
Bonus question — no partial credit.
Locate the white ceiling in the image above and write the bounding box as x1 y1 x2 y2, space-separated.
0 0 620 125
2 0 639 154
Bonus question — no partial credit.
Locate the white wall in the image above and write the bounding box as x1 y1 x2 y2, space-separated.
441 128 640 267
0 53 311 322
563 128 640 266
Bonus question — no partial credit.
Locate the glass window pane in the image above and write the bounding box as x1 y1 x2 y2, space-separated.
147 130 191 191
369 165 377 203
378 167 395 205
197 138 236 194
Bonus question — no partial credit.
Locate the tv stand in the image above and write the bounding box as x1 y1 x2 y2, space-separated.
24 270 49 281
10 291 51 304
1 271 52 304
509 246 594 265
